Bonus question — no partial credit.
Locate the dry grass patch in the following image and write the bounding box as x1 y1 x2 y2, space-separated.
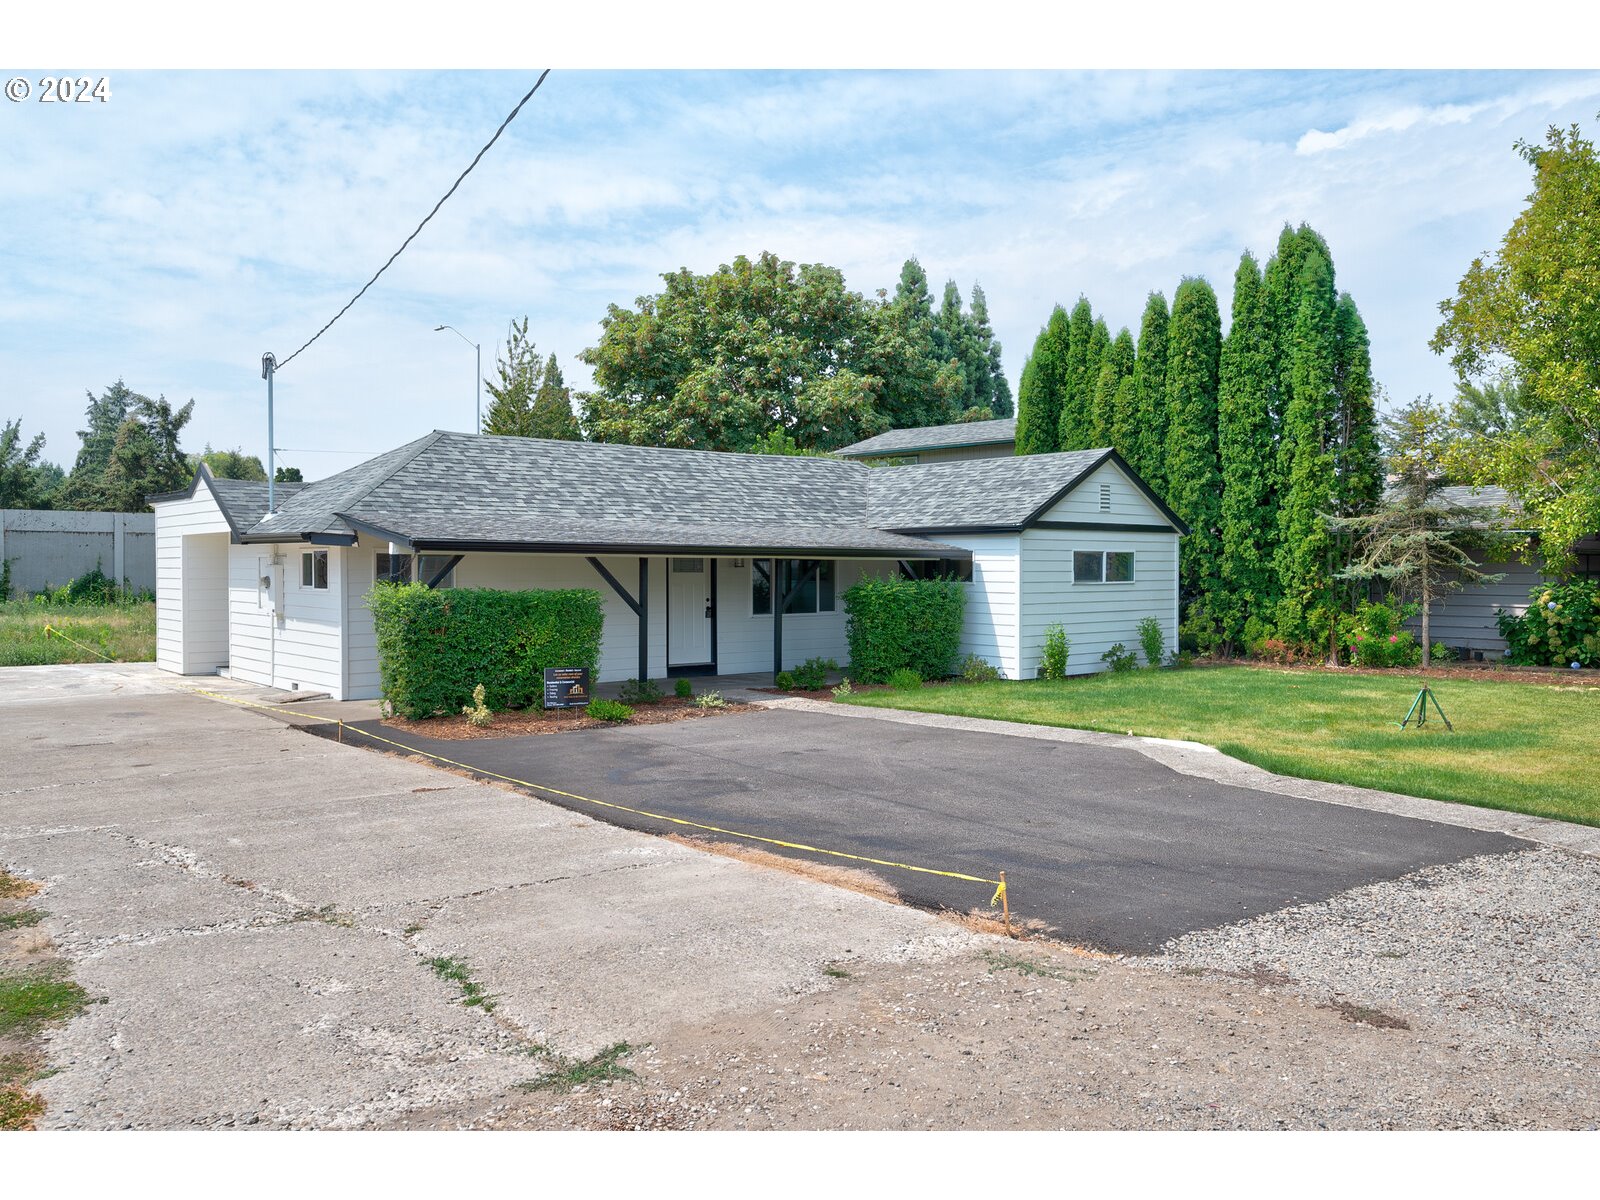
0 870 42 902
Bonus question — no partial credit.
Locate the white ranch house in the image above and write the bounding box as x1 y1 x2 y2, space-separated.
151 432 1186 700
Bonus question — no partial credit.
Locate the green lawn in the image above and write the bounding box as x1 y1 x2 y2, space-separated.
838 665 1600 827
0 600 156 666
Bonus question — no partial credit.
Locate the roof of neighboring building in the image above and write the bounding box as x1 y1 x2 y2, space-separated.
161 431 1184 555
833 417 1017 458
1382 482 1533 531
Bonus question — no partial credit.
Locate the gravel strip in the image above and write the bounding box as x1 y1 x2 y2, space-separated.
1160 846 1600 1069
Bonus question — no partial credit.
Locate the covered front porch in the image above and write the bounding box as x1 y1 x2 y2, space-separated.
343 531 972 690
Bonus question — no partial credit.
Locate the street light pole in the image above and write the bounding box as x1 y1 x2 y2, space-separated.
434 325 481 434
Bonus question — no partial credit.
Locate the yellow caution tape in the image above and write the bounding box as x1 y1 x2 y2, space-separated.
39 626 1010 902
191 688 1008 896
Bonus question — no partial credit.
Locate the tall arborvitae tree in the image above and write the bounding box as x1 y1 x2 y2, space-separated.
528 354 581 440
1273 246 1341 646
1216 251 1278 650
1057 298 1096 451
1129 292 1170 494
1093 328 1136 447
1261 224 1332 493
969 285 1013 417
1332 293 1381 517
1076 317 1110 447
1164 277 1224 612
1015 306 1070 455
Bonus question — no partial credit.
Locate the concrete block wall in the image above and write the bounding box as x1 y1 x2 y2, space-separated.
0 509 156 597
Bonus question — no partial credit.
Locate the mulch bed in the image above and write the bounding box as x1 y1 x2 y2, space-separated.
381 697 761 740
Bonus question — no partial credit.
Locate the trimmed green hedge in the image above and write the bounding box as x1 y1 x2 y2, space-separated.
842 576 965 683
368 583 604 719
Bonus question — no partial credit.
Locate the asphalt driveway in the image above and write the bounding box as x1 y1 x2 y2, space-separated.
336 707 1524 952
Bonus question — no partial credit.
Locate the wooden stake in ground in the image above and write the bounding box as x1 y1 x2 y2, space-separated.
1000 871 1012 939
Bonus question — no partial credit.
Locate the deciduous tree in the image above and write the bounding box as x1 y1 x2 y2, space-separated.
1432 119 1600 567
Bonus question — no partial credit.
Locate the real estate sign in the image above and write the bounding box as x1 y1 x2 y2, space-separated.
543 667 591 709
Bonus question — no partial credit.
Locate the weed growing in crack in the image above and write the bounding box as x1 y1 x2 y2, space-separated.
822 965 851 979
515 1042 636 1092
425 955 498 1013
294 905 355 928
982 950 1087 982
0 909 44 932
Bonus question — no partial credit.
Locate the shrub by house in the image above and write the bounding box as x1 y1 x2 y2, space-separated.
842 576 965 683
369 583 603 719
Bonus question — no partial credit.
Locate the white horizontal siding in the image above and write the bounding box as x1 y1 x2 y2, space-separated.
152 492 231 676
716 558 892 676
931 534 1020 678
1019 527 1180 676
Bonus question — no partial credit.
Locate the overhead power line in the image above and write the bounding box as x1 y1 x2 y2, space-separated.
276 69 551 371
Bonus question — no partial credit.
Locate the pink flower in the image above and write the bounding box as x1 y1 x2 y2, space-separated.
1389 635 1398 643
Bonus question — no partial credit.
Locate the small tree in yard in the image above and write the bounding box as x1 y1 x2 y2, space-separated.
1329 396 1505 667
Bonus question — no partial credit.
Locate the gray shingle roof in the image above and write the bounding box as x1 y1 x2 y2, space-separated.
834 417 1016 458
208 477 305 533
227 431 1172 554
870 448 1127 530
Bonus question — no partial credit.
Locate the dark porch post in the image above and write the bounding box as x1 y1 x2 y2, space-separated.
638 557 649 682
772 558 784 681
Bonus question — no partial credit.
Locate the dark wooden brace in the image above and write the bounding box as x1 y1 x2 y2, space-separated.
424 554 463 590
771 558 820 681
588 556 649 682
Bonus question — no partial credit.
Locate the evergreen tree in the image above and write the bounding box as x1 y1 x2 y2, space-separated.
1273 246 1341 646
483 317 540 437
1 418 48 508
1057 297 1096 450
868 258 962 431
1331 397 1506 667
1129 293 1170 493
1164 277 1224 614
274 466 304 484
1015 306 1070 455
1332 293 1381 518
1216 251 1278 649
1261 224 1332 492
969 285 1012 417
99 395 195 512
58 380 134 508
528 354 581 440
1093 328 1136 447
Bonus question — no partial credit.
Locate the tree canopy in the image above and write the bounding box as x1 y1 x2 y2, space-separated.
1 418 50 509
56 381 194 512
578 251 1008 452
1432 118 1600 566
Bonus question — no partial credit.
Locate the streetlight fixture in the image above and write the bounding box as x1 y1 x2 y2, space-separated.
434 325 481 434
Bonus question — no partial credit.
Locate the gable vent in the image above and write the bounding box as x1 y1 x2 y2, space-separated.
1098 482 1112 511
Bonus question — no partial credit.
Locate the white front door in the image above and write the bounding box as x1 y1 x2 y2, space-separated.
667 558 712 667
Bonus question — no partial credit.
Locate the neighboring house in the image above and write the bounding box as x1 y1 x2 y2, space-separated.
833 417 1016 464
1396 484 1600 660
151 433 1185 699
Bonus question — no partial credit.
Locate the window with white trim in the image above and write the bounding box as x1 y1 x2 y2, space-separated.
300 549 328 590
1073 550 1134 583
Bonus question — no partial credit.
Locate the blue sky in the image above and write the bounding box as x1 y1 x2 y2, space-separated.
5 67 1599 480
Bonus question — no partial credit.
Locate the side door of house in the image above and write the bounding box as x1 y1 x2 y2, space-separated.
667 557 714 671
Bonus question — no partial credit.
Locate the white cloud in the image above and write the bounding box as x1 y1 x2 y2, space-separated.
7 68 1600 480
